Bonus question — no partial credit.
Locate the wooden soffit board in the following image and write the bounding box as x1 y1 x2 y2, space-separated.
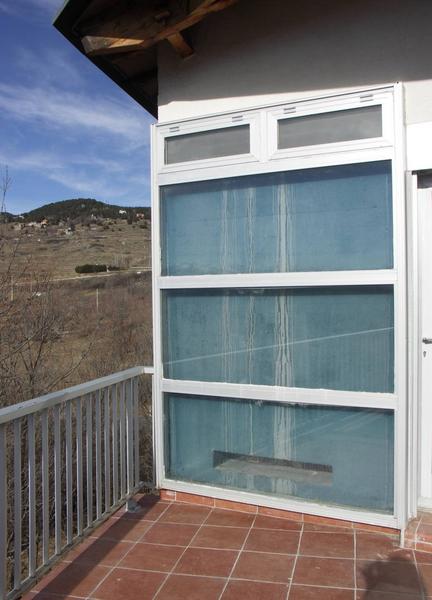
54 0 240 117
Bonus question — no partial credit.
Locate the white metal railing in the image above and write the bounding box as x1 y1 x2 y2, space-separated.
0 366 154 600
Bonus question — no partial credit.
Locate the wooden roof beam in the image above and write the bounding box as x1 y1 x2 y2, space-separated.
81 0 238 57
166 32 194 59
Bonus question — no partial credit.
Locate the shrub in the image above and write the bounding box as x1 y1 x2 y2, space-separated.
75 264 107 274
74 264 124 274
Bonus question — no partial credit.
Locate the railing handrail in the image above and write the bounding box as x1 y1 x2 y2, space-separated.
0 365 154 425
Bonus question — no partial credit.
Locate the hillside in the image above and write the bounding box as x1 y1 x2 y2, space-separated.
19 198 151 223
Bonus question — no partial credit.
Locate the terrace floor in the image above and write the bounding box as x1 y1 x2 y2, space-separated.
24 494 432 600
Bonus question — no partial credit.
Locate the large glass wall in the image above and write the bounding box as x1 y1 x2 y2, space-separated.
163 286 394 392
165 394 394 512
161 161 393 276
157 94 398 517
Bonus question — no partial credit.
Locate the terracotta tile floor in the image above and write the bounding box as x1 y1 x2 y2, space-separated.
23 495 432 599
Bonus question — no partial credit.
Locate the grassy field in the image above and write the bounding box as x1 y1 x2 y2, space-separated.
0 219 151 278
0 219 154 402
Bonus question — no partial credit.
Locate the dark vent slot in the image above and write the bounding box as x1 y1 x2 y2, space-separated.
213 451 333 486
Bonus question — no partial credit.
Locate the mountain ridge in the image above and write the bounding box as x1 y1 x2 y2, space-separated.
4 198 151 223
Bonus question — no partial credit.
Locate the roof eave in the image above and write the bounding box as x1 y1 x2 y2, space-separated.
53 0 158 118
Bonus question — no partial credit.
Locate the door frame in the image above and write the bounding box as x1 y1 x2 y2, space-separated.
412 175 432 510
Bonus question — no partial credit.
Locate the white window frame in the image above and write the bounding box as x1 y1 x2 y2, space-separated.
151 84 407 529
266 88 394 161
157 110 262 174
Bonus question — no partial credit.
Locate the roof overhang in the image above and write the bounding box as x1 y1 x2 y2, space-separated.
54 0 240 119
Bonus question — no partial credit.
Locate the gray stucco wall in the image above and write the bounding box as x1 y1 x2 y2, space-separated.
157 0 432 127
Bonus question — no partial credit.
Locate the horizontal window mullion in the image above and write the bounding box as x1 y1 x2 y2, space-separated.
158 270 397 290
157 146 393 185
161 378 397 410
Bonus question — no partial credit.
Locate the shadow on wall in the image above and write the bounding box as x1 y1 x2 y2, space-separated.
158 0 432 108
359 555 427 598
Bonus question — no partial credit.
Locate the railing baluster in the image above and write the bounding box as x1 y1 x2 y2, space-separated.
28 414 36 577
134 378 140 488
54 405 61 554
126 379 134 495
0 424 7 600
119 382 126 498
112 385 119 505
41 409 49 565
104 388 111 513
65 401 73 545
76 397 83 537
86 394 93 528
0 366 151 599
13 419 22 590
95 390 102 520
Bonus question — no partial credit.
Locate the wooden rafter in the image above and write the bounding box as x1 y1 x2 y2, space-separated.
80 0 239 58
166 32 194 58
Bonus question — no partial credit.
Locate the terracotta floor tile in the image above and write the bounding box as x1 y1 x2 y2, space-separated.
245 528 300 554
122 501 171 521
64 538 133 567
232 550 295 583
418 523 432 542
23 594 83 600
215 499 257 513
34 563 110 597
32 563 71 592
90 567 165 600
156 574 226 600
191 525 248 550
206 509 254 528
293 556 354 588
254 515 302 531
135 494 161 506
417 562 432 595
90 516 153 542
355 533 403 560
303 515 352 529
118 542 184 572
420 512 432 525
303 522 354 534
159 503 211 525
258 506 302 521
356 592 424 600
415 550 432 564
289 585 355 599
174 547 237 577
354 524 398 536
300 531 354 558
221 579 288 600
141 522 199 546
357 559 422 595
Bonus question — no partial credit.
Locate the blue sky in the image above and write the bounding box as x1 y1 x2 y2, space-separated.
0 0 155 214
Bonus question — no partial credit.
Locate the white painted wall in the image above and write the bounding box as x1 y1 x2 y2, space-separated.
157 0 432 168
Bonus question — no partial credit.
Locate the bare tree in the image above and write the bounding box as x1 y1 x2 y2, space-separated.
1 164 12 222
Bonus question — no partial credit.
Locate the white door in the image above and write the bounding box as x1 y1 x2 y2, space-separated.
419 187 432 503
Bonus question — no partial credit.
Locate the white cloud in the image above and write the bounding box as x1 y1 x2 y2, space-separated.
28 0 64 9
0 0 63 18
0 82 150 145
15 47 85 89
0 2 19 15
0 148 150 202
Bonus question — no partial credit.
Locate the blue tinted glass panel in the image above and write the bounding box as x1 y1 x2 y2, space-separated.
161 161 393 275
163 286 394 393
165 394 394 513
